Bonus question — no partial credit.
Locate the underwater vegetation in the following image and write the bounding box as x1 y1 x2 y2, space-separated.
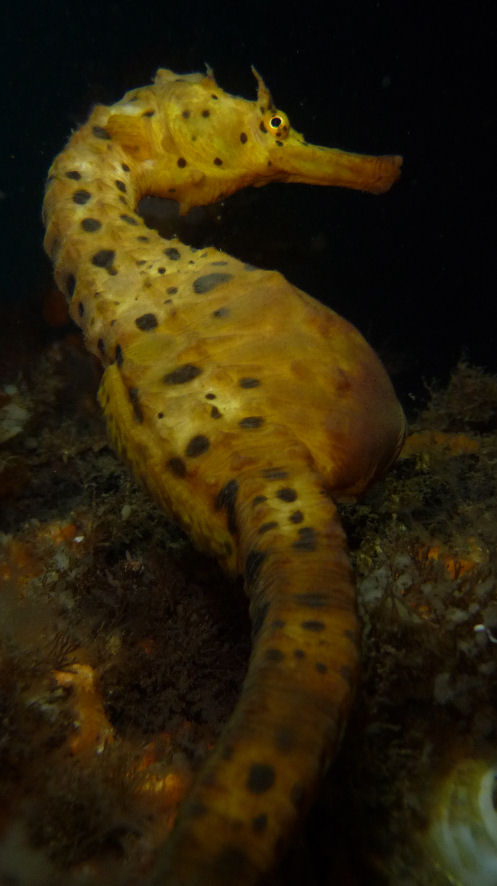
1 347 497 884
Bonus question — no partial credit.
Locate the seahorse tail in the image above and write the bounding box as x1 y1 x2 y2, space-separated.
152 461 359 885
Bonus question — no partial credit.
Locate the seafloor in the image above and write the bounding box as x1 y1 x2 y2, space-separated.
1 295 496 884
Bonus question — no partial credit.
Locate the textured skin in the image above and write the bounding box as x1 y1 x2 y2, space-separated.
43 67 405 884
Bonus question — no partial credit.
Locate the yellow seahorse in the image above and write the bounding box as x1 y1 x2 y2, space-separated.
43 67 405 885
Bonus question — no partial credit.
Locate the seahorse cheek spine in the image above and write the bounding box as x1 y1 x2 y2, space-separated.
43 67 405 884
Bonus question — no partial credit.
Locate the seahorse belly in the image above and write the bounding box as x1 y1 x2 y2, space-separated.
43 66 404 884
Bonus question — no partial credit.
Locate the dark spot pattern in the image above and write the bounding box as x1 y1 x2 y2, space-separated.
121 163 130 172
301 620 326 632
81 218 102 232
77 301 84 316
128 387 143 423
258 521 278 535
260 121 267 133
167 286 178 295
120 212 138 224
246 763 275 794
168 457 186 478
97 338 105 355
115 180 126 193
213 306 229 318
240 132 248 144
239 377 260 388
276 487 297 502
164 247 180 260
66 274 76 298
185 435 210 457
210 405 222 419
193 272 233 294
115 344 123 367
135 312 158 331
177 157 187 167
294 649 306 659
252 814 267 833
293 527 318 551
91 249 116 273
73 189 91 205
66 170 81 180
293 592 328 608
213 157 223 166
265 648 284 662
215 479 239 534
289 510 304 524
316 662 328 673
239 416 264 429
163 364 202 384
252 495 267 505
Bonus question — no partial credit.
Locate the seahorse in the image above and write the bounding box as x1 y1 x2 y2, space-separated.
43 66 405 885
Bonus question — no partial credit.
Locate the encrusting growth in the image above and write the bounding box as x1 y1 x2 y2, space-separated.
43 66 405 884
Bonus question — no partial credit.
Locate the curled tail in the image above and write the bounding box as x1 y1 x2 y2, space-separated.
153 460 359 885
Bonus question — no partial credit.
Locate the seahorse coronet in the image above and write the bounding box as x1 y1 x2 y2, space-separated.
43 66 405 884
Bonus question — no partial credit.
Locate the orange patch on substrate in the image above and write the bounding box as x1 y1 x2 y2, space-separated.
0 521 81 587
134 735 193 833
53 663 115 755
400 430 480 458
417 536 486 580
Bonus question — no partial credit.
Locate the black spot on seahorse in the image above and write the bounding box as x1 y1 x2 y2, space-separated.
164 247 181 260
91 249 117 275
115 344 123 367
168 457 186 478
246 763 275 794
115 180 126 193
289 510 304 524
252 814 267 833
185 435 210 457
292 527 317 551
163 364 202 384
128 387 143 423
193 272 233 294
258 521 278 535
81 218 102 232
240 132 248 144
65 170 81 180
135 313 158 331
215 479 239 534
239 416 264 429
276 487 297 502
73 189 91 205
66 274 76 298
239 377 260 388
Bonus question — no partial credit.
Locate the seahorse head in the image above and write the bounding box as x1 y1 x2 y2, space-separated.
105 66 402 213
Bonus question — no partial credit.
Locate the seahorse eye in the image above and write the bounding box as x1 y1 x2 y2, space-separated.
270 116 282 128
